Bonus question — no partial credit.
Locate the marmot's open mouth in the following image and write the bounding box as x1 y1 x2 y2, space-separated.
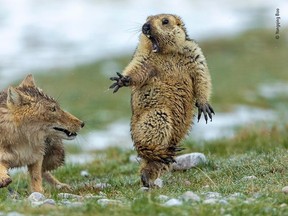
53 127 77 138
146 34 160 53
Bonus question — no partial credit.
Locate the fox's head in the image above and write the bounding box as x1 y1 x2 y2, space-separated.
6 74 85 140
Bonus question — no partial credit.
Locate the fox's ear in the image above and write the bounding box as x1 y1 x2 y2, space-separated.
19 74 36 88
7 86 24 107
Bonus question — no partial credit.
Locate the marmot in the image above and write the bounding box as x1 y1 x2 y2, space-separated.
110 14 214 187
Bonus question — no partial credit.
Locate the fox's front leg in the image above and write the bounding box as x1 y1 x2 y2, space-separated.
28 157 44 193
0 162 12 188
43 171 72 191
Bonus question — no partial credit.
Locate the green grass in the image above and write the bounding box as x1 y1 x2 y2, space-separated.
1 29 288 215
1 126 288 215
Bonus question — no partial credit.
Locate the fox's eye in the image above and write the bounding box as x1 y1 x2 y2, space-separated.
50 106 56 112
162 18 169 25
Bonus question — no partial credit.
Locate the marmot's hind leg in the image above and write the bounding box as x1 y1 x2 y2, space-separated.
132 109 177 187
140 159 171 187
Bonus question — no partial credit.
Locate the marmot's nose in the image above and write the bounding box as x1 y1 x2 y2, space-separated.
142 23 151 34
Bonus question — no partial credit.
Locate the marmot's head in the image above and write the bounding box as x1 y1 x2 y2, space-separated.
140 14 189 54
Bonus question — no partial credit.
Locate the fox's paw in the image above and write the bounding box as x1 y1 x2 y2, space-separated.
196 102 215 123
56 183 72 191
109 72 131 93
0 175 12 188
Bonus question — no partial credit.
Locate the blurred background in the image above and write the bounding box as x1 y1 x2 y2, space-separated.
0 0 287 163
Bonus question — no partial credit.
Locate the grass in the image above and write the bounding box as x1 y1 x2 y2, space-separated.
1 28 288 215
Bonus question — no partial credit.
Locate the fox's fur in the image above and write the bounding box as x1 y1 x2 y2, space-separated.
0 74 84 192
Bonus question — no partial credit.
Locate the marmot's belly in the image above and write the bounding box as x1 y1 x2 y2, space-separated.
131 84 194 141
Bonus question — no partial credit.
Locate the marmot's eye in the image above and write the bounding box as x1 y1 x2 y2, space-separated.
50 105 56 112
162 18 169 25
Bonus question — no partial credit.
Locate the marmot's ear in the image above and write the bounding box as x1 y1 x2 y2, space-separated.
19 74 36 88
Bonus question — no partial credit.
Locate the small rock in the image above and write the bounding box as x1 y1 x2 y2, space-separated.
243 198 255 204
61 200 83 207
7 188 20 199
97 199 123 206
203 192 222 199
95 183 111 189
282 186 288 194
139 187 149 192
253 192 262 199
280 203 287 208
227 192 245 200
158 195 170 202
30 201 44 207
58 193 82 201
184 180 191 186
43 199 56 206
84 194 106 199
80 170 90 177
241 175 257 181
163 198 183 206
6 212 25 216
28 192 45 202
218 199 229 205
203 198 218 205
180 191 201 202
154 178 163 188
172 153 206 171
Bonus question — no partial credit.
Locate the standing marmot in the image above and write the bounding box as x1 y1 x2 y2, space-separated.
110 14 214 187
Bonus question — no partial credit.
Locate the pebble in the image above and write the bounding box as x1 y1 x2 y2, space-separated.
43 199 56 206
180 191 201 202
163 198 183 207
139 187 149 192
97 199 123 206
203 192 222 199
203 198 218 205
158 195 170 202
282 186 288 194
5 212 25 216
227 192 245 200
61 200 84 207
7 188 20 200
218 199 229 205
95 183 111 189
172 153 206 171
80 170 90 177
84 194 106 199
154 178 163 188
241 175 257 181
28 192 45 202
280 203 287 208
58 193 82 201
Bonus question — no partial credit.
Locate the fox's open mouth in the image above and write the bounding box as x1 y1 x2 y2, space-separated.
146 34 160 53
53 127 77 139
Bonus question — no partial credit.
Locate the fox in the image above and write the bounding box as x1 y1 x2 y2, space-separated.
0 74 85 193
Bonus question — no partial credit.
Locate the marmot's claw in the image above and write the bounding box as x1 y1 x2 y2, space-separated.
196 102 215 123
109 72 131 93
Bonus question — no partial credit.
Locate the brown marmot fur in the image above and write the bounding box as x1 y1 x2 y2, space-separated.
110 14 214 187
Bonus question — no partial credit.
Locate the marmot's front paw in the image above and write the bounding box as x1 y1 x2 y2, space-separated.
109 72 131 93
196 102 215 123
